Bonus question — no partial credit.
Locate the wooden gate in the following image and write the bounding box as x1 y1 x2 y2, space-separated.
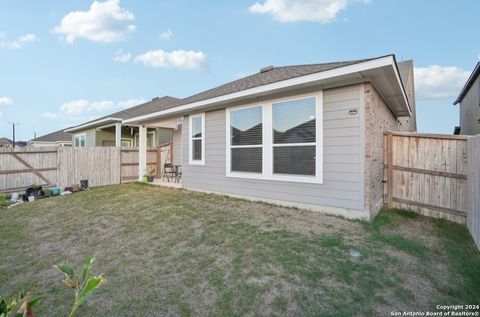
0 148 58 193
384 132 469 224
120 143 172 183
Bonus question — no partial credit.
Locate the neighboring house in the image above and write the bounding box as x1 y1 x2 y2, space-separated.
120 54 416 220
65 96 181 151
0 137 26 148
28 129 73 147
453 61 480 135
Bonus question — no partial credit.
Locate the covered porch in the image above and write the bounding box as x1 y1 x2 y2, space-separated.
135 116 183 183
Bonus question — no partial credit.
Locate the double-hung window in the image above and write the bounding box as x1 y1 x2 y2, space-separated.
189 113 205 165
229 105 263 173
272 96 316 176
226 93 322 184
74 133 86 147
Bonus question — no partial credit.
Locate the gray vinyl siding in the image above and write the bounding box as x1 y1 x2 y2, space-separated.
72 129 96 147
172 128 182 165
459 76 480 135
157 128 173 146
181 85 364 211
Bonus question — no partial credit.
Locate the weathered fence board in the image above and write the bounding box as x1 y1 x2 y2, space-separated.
57 147 121 189
384 132 469 224
467 134 480 249
0 147 58 192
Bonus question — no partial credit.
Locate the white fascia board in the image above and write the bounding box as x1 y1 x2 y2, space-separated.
124 55 408 123
64 117 123 132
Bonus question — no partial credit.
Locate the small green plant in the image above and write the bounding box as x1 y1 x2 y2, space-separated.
30 184 40 190
0 193 6 208
55 256 104 317
0 293 45 317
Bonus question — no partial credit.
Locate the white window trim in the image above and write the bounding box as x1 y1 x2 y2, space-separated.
133 131 155 147
74 133 86 147
225 92 323 184
189 113 205 165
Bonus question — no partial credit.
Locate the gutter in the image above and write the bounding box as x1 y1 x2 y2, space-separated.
64 117 123 133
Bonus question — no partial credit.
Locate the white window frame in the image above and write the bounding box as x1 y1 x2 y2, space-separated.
74 133 86 147
189 113 205 165
134 131 155 147
226 92 323 184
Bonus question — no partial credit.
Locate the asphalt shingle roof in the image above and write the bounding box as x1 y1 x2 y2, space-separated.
31 129 73 142
71 55 403 128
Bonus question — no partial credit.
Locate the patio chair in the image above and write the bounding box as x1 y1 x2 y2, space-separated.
175 165 182 183
162 163 176 182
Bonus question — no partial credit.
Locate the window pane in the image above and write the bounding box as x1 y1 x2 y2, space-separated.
231 106 262 146
192 139 202 160
231 148 262 173
273 146 315 176
192 116 202 138
273 97 316 144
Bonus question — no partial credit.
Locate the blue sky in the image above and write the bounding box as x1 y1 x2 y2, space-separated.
0 0 478 141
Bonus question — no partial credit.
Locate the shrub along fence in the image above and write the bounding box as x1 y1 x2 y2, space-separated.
0 144 172 193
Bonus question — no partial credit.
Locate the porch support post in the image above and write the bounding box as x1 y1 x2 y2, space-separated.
115 122 122 147
138 125 147 181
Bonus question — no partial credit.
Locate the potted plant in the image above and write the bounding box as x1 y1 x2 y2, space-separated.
145 166 156 182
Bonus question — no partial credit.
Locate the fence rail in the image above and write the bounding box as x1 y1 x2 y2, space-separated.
384 132 469 224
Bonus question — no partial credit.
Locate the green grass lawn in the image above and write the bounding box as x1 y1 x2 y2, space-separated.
1 183 479 316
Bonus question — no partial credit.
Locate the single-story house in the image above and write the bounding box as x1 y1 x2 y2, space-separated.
453 61 480 135
118 54 416 220
0 137 26 148
28 129 73 147
65 96 181 149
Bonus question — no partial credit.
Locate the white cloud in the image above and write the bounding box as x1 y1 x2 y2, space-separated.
60 99 90 114
90 100 115 111
135 49 206 70
59 99 118 114
414 65 470 100
113 49 132 62
0 33 39 49
160 28 172 40
118 98 147 109
53 0 136 44
53 98 146 119
41 112 59 119
249 0 369 23
18 34 39 43
0 97 14 106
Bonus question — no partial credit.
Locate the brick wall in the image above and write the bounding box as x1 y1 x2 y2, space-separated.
364 83 415 218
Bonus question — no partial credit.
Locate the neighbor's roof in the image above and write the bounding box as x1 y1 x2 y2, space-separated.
0 137 13 145
65 96 180 132
454 61 480 105
31 129 73 143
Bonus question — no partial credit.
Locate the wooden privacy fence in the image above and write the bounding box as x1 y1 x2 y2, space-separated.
0 144 173 192
467 134 480 249
384 132 469 224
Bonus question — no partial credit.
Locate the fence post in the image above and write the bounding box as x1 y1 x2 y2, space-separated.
156 146 161 179
386 132 394 206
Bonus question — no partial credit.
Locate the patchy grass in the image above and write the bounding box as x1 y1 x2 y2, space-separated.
0 184 479 316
